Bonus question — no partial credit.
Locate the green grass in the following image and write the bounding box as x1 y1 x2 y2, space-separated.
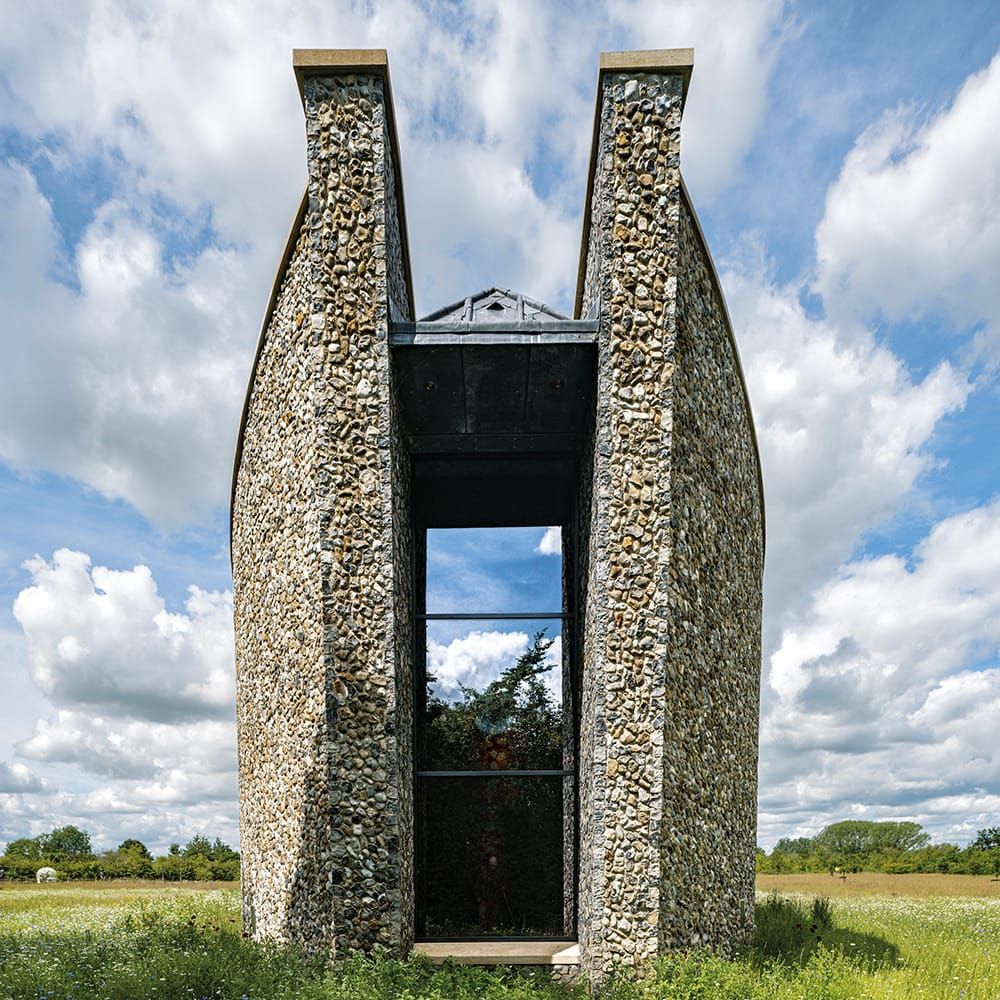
0 884 996 998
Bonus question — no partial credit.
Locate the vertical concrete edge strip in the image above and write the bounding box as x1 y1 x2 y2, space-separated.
230 186 308 543
676 175 766 553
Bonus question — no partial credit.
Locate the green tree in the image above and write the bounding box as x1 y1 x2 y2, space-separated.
210 838 239 862
180 834 238 862
424 631 561 771
972 827 1000 850
3 836 42 860
102 838 154 878
814 820 929 856
773 836 816 856
115 838 152 859
42 825 93 859
182 834 213 858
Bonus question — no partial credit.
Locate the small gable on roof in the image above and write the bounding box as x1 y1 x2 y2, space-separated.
420 287 569 324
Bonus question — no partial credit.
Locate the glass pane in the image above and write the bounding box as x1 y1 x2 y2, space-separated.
426 526 563 613
418 775 567 937
421 619 565 771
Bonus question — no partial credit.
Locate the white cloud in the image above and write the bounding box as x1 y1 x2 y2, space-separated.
0 761 50 795
17 711 235 781
428 629 531 699
758 500 1000 847
0 164 254 522
12 549 234 722
0 785 240 855
536 526 561 556
3 551 237 851
726 264 969 642
427 627 564 707
814 48 1000 356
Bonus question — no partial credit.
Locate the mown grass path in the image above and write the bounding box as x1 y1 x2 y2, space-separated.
0 880 997 998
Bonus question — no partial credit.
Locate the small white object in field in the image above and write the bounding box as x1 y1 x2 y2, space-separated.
36 866 57 883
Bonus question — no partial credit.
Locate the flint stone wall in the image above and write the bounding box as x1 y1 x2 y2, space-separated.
234 50 762 981
233 69 413 955
575 68 763 974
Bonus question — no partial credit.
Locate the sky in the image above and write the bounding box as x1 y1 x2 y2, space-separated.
0 0 998 855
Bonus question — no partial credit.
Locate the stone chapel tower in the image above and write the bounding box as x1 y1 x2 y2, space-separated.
232 48 764 979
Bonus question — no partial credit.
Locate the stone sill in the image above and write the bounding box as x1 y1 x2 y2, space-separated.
413 941 580 966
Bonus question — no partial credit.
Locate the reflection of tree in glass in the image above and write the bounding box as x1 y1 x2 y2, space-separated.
421 632 567 936
424 631 562 771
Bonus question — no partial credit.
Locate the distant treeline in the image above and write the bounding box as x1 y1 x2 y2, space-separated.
0 826 239 881
757 820 1000 875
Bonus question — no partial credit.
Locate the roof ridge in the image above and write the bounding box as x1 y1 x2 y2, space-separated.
419 287 569 323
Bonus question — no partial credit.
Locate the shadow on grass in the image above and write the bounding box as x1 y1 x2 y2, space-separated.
755 891 899 971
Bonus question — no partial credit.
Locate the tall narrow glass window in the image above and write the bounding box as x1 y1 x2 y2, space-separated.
414 526 575 940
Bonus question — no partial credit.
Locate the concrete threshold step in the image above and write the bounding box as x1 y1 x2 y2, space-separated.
413 940 581 965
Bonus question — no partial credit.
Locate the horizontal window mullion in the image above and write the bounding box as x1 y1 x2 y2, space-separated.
419 612 570 621
416 769 573 778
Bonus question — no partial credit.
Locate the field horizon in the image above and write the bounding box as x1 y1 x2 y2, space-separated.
756 871 1000 898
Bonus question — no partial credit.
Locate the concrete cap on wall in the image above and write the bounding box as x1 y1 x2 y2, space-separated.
598 48 694 108
292 48 391 108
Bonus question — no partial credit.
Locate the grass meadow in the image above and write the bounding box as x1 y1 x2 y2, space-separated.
0 877 997 999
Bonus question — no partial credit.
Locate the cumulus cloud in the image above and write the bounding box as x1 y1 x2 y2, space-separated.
536 526 561 556
427 628 562 705
13 549 234 722
17 711 235 781
0 785 240 855
0 761 50 795
814 48 1000 357
726 265 969 640
0 163 254 523
428 629 532 699
3 551 237 851
758 500 1000 847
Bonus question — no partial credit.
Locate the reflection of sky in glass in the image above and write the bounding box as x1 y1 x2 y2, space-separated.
426 619 562 705
424 525 564 707
426 526 563 613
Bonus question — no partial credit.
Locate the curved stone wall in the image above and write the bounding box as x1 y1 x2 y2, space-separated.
657 192 763 955
232 58 414 955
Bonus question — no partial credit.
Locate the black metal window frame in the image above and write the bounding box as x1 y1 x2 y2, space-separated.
413 524 580 943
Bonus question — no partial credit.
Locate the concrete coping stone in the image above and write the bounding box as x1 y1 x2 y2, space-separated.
413 941 581 966
599 48 694 103
293 48 388 79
